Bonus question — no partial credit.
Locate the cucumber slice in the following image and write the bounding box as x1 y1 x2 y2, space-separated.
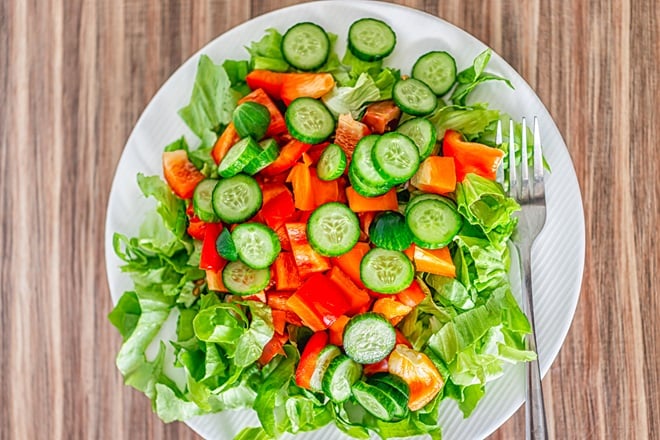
322 355 363 403
309 345 341 392
405 198 462 249
231 223 281 269
351 381 399 421
192 179 220 222
412 50 457 95
222 260 270 295
360 248 414 294
215 227 238 262
285 98 335 144
396 118 438 160
243 138 280 175
211 174 262 224
350 135 389 187
307 202 360 257
368 374 410 419
348 18 396 62
281 22 330 71
372 132 420 184
343 312 396 364
217 136 261 178
368 211 413 251
317 143 346 181
348 164 392 197
405 193 456 215
393 78 438 117
232 101 271 140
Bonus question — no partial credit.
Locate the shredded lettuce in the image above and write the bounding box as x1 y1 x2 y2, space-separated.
429 103 500 139
451 49 514 106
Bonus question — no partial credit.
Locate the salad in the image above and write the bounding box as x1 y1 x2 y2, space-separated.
109 17 537 440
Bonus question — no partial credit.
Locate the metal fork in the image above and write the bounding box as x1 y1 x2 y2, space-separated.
497 117 548 440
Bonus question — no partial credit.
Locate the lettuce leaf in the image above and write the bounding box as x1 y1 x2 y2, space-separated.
247 28 290 72
450 49 514 106
179 55 239 147
322 72 381 118
429 103 500 139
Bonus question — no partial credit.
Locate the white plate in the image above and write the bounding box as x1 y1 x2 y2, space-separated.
105 1 585 438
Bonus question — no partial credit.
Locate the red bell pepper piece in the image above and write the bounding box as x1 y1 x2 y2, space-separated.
330 242 371 288
258 332 288 366
273 252 303 291
187 216 207 241
245 70 287 100
310 168 342 207
328 315 350 346
361 100 401 134
372 297 413 326
286 273 351 331
272 309 287 335
162 150 205 199
295 331 329 389
238 88 287 137
396 279 427 308
211 123 240 164
267 291 292 310
199 223 225 271
261 139 312 176
442 129 505 182
260 189 296 229
327 266 371 315
286 163 316 211
285 223 330 278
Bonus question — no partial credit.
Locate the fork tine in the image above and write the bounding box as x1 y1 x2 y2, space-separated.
532 116 545 198
520 118 530 200
508 119 518 197
496 120 504 184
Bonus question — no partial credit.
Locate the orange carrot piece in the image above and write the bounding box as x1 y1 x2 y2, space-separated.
410 156 457 195
346 187 398 213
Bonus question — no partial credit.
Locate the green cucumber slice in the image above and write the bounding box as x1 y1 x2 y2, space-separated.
285 97 335 144
211 174 262 224
393 78 438 117
192 179 220 222
243 138 280 175
405 198 462 249
360 248 414 294
351 381 399 421
307 202 360 257
232 101 271 140
343 312 396 364
309 345 342 392
368 211 413 251
372 132 420 184
281 22 330 71
411 50 457 95
222 260 270 295
317 143 346 181
348 18 396 62
396 117 438 160
322 355 363 403
231 223 281 269
217 136 261 178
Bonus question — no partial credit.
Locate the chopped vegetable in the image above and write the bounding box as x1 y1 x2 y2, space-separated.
346 187 398 213
162 150 205 199
442 129 504 181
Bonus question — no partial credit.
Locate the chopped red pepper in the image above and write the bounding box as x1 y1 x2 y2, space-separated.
260 189 296 229
285 223 331 278
327 266 371 315
286 273 350 331
310 168 342 207
372 297 413 326
211 123 240 165
396 279 427 308
245 70 287 100
442 129 505 182
187 216 207 241
361 100 401 134
273 252 303 291
199 223 225 271
295 331 329 389
328 315 350 346
272 309 287 335
261 139 312 176
280 73 335 106
259 332 288 366
334 113 371 159
287 163 316 211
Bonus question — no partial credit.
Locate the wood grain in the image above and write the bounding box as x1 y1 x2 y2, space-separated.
1 0 657 439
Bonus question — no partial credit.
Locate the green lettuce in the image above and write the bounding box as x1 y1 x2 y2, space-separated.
322 72 381 118
247 28 290 72
428 103 500 139
451 49 514 106
179 54 239 147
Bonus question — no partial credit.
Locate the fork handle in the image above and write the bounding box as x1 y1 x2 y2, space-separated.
519 243 549 440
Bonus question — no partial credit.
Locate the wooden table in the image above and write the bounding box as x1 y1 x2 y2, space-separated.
1 0 657 438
